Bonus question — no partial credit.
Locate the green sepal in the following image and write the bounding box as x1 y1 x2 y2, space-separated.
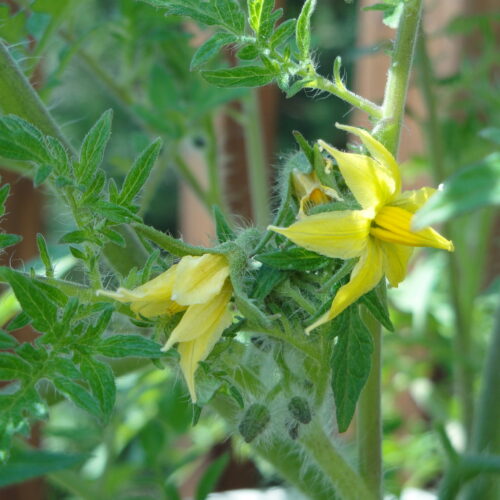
213 205 236 243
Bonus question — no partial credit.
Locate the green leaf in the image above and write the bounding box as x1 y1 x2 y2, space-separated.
269 18 296 48
202 66 276 88
195 453 230 500
0 115 51 164
59 229 99 245
52 377 101 418
96 335 165 358
191 33 238 70
36 233 53 277
0 353 31 381
33 164 53 187
413 153 500 228
118 138 162 204
361 288 394 332
248 0 275 40
0 449 87 488
285 77 314 98
364 1 404 29
236 44 259 61
0 184 10 216
213 205 236 243
100 227 126 247
0 234 22 249
0 267 57 332
0 330 18 349
79 357 116 422
46 357 81 379
296 0 316 59
256 247 329 271
77 109 112 183
147 0 245 34
93 201 138 224
331 306 373 433
251 265 285 300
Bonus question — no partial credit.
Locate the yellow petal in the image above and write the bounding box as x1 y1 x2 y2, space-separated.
370 206 454 251
269 210 372 259
391 186 436 213
172 254 229 306
318 140 396 210
335 123 401 194
97 266 185 318
175 293 233 403
163 282 232 351
306 239 384 333
380 241 413 287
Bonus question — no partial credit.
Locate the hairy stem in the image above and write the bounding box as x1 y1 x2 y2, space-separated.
358 1 424 496
242 90 271 228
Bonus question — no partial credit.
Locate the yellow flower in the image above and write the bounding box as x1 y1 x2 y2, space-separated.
98 254 232 402
291 169 341 217
269 124 454 333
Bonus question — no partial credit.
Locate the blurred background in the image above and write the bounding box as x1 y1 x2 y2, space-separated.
0 0 498 498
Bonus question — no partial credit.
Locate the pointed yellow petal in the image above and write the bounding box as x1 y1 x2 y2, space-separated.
306 239 384 333
318 140 396 210
380 241 413 287
370 206 454 251
269 210 372 259
175 296 233 403
97 266 185 318
163 282 232 351
172 254 229 306
335 123 401 194
391 186 436 213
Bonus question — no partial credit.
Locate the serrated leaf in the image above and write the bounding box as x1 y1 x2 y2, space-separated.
46 357 82 379
0 115 51 164
79 357 116 422
413 153 500 228
0 234 22 249
296 0 316 59
361 288 394 332
191 33 238 70
202 66 276 88
269 18 296 48
251 265 285 300
100 227 126 247
52 377 101 418
77 110 112 183
331 306 373 433
256 247 328 271
0 353 31 381
213 205 236 243
93 201 137 224
33 164 53 187
96 335 164 358
0 267 57 332
118 138 162 204
0 330 18 349
6 312 31 332
248 0 275 40
0 449 87 488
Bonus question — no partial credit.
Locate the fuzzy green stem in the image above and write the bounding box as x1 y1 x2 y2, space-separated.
0 40 75 154
358 2 423 497
464 302 500 500
242 90 271 228
377 0 424 155
305 75 383 118
300 420 376 500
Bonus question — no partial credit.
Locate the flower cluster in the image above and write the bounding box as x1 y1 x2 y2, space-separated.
270 124 453 332
99 254 232 402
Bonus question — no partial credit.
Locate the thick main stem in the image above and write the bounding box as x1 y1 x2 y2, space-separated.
358 1 424 497
242 90 271 228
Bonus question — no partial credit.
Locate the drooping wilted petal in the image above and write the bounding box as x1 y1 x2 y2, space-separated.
306 239 384 333
172 254 229 306
335 123 402 195
318 141 396 210
269 209 373 259
391 186 436 213
370 206 454 251
380 241 413 287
